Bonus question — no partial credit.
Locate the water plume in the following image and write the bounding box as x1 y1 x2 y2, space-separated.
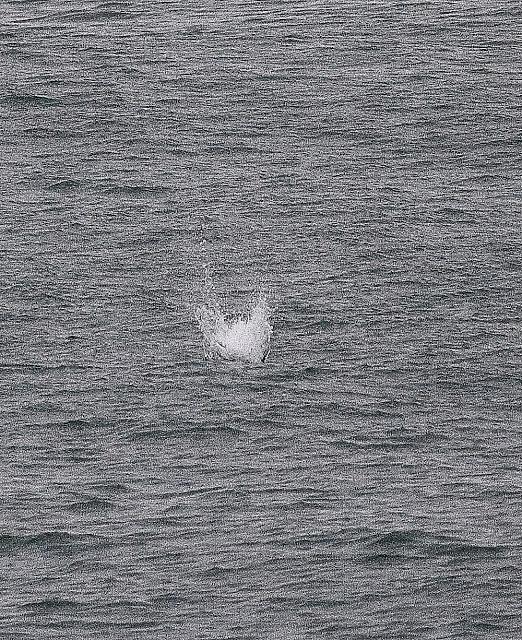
195 275 272 364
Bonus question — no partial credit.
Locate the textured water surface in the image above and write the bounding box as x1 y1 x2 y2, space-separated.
1 1 521 638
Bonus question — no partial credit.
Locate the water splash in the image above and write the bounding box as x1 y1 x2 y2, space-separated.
195 275 272 364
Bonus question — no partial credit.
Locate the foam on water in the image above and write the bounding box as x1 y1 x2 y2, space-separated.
195 279 272 364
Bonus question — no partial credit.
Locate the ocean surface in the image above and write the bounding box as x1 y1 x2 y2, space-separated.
1 1 521 638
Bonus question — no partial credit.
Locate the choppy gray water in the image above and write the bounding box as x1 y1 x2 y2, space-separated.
1 1 521 638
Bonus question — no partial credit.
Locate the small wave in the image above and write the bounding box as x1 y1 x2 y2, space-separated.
364 529 422 549
66 497 115 514
1 94 59 107
21 599 83 612
201 565 238 577
126 423 244 442
88 481 129 495
47 179 83 191
0 363 97 374
116 232 167 248
428 540 505 561
25 419 91 430
23 126 81 139
104 183 171 196
0 531 98 554
44 6 137 23
358 530 506 564
103 599 150 610
151 593 191 605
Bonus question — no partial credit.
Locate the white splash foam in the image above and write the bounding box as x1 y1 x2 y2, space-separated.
196 286 272 364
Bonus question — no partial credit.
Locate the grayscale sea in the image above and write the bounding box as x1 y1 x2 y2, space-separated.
1 1 521 638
